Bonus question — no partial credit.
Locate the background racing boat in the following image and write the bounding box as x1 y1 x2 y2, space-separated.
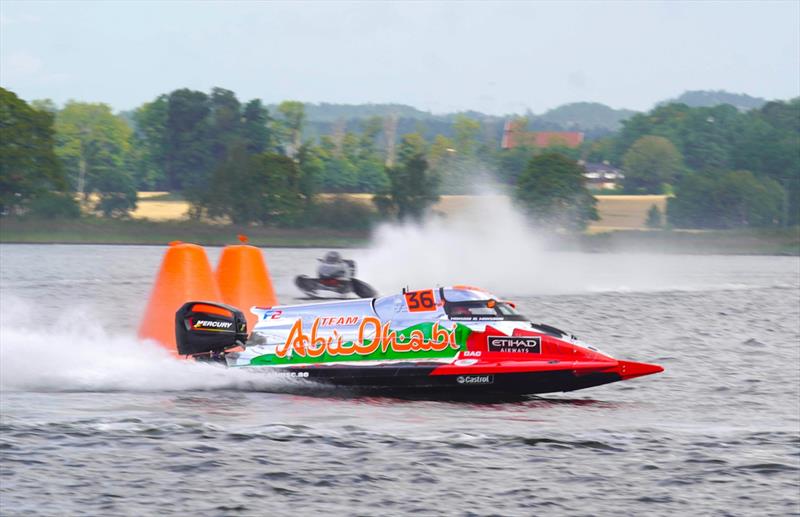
176 286 663 396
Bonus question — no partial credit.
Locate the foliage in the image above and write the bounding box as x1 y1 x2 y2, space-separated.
537 102 636 131
201 148 304 225
514 153 599 231
612 99 799 224
54 100 137 217
241 100 273 153
374 133 440 222
127 87 275 217
622 135 684 193
307 195 377 230
296 143 323 207
92 164 137 217
495 145 534 184
453 115 481 157
8 84 797 232
583 137 616 164
662 90 766 111
281 102 431 123
164 89 211 195
27 191 81 219
0 88 74 215
668 171 785 229
276 100 306 155
645 204 663 229
130 95 168 189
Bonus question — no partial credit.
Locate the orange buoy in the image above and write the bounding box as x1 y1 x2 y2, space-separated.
215 243 277 329
138 242 223 353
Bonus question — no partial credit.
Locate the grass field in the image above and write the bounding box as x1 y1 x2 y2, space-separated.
6 191 795 253
131 192 668 232
590 195 667 232
0 217 369 247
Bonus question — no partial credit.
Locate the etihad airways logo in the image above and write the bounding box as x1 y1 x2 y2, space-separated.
487 336 541 354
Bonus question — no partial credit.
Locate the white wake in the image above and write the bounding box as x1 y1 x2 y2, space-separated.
0 296 279 393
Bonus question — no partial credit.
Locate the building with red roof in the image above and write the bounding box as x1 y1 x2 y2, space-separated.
501 120 584 149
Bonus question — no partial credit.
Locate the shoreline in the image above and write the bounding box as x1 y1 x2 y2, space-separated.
0 217 370 248
1 217 797 255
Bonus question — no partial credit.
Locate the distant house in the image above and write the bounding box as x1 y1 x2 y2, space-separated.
501 120 584 149
580 161 624 190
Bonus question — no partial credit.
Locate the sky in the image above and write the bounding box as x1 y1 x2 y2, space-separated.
1 0 798 115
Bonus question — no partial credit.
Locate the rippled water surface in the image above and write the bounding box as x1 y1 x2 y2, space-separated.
1 245 799 516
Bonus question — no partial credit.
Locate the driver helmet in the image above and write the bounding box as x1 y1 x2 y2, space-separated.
324 251 342 263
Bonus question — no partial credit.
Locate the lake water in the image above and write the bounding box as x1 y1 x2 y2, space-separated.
1 244 799 516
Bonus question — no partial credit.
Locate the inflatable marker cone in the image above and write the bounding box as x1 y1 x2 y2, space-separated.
215 235 277 329
138 241 223 353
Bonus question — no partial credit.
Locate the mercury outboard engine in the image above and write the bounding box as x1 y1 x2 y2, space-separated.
175 301 248 359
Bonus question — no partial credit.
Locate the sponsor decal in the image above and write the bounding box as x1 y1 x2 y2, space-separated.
316 316 359 327
192 319 233 330
450 316 503 322
456 375 494 385
274 371 310 378
462 350 482 357
262 310 283 320
487 335 541 354
454 359 478 366
275 317 459 359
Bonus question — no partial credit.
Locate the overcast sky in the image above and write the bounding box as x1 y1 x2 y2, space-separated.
1 0 798 115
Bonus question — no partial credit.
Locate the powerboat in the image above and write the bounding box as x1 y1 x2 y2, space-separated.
176 286 663 396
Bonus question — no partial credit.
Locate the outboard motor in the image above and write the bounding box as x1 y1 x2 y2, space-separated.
175 301 248 358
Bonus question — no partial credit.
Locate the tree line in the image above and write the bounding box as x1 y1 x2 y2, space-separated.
1 85 797 231
588 100 800 227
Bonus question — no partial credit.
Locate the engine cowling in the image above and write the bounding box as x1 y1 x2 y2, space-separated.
175 301 248 357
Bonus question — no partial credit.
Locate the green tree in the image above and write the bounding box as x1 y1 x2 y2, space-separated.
207 87 242 164
241 99 273 153
29 99 57 114
374 133 439 222
55 101 137 216
734 99 800 225
622 135 684 193
429 134 456 169
668 170 784 228
514 152 598 231
165 89 211 194
646 204 663 229
131 95 168 189
496 145 534 184
453 114 481 157
318 135 359 192
203 147 303 225
355 117 388 192
296 143 323 208
277 100 305 155
397 132 428 162
584 137 616 164
0 88 75 215
680 105 738 171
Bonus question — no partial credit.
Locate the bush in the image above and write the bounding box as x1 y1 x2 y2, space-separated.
308 196 377 230
668 170 784 229
514 152 598 231
96 192 137 218
646 204 663 229
26 192 81 219
199 149 305 226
